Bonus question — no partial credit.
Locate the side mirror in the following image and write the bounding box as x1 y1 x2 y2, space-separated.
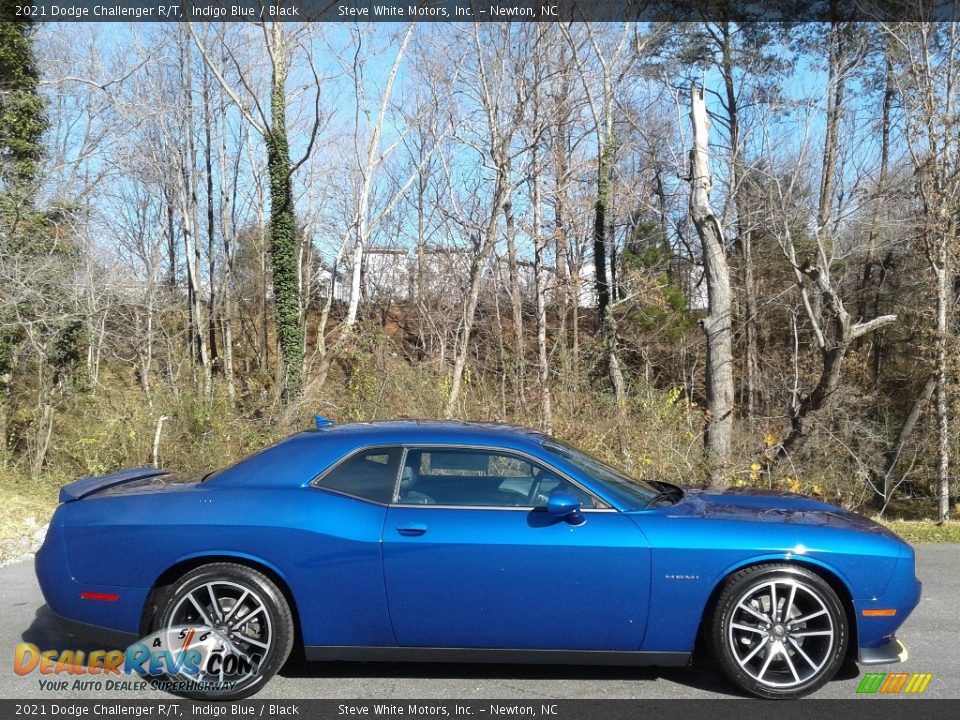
546 491 586 526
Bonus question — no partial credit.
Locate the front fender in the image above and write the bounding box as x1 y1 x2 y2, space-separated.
634 514 902 653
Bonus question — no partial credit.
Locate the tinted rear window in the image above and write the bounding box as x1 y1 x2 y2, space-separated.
316 448 402 503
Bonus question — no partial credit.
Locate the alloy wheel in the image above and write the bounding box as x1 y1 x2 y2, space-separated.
726 578 836 689
167 579 273 687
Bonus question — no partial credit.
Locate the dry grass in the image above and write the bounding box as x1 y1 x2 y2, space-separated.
0 471 60 566
874 518 960 544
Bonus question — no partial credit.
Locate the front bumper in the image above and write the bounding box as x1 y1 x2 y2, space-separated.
853 542 922 660
859 637 909 666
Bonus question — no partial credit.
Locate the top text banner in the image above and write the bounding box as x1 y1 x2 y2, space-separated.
14 0 960 22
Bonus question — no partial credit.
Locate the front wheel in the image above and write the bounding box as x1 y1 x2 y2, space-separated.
709 564 848 699
150 563 295 700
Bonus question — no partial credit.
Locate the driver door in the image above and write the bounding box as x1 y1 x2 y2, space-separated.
381 446 651 651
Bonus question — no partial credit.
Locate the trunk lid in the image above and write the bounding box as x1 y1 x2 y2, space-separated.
59 467 180 503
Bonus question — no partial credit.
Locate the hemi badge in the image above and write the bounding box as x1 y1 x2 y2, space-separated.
80 591 120 602
861 608 897 617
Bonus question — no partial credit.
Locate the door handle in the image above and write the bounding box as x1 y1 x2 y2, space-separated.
396 523 428 537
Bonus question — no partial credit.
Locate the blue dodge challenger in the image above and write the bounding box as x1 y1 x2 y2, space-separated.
36 419 920 700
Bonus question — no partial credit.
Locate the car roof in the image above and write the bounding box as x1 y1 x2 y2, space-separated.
310 419 549 445
205 420 555 490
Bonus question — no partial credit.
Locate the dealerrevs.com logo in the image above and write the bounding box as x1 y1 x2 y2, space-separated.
856 672 933 695
14 625 261 694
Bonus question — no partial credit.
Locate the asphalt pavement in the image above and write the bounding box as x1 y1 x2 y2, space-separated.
1 545 956 700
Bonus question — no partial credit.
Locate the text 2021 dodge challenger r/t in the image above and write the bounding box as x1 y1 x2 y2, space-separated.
35 419 920 700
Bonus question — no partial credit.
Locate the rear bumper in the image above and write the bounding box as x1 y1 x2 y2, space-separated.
859 637 908 666
35 520 148 637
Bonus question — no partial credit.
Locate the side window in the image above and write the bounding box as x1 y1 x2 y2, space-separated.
397 448 596 509
316 448 401 504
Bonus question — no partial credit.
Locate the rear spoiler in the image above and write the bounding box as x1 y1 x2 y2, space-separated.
59 467 168 503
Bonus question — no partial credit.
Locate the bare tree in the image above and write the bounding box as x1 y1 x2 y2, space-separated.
886 21 960 522
175 27 212 394
761 110 897 463
687 83 734 478
343 23 415 327
561 22 634 410
530 24 552 432
443 25 525 417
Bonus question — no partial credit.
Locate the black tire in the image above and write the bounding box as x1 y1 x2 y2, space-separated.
149 562 295 700
708 564 848 699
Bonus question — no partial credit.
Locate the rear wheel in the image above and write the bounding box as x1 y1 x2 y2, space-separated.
709 564 848 699
150 563 294 700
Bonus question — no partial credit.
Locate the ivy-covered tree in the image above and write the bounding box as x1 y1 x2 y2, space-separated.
0 3 49 464
190 23 306 401
265 48 303 400
0 0 46 195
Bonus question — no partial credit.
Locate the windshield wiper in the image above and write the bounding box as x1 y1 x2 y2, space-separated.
641 490 675 509
641 481 684 509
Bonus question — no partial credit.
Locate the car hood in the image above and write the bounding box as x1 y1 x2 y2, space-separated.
659 485 895 536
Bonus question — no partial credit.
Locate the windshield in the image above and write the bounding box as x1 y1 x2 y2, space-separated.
542 440 661 510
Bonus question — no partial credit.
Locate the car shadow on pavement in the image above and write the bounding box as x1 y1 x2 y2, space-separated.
277 650 861 698
276 653 746 697
20 604 861 698
21 606 126 660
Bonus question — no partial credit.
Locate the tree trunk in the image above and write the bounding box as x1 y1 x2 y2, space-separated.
595 131 623 411
593 138 612 323
818 23 847 242
346 207 365 327
416 167 427 305
139 293 154 407
604 316 626 411
503 158 524 409
775 232 897 460
857 47 894 336
444 239 491 418
553 123 570 369
719 22 758 423
445 168 508 417
266 26 304 400
217 81 237 405
934 258 950 522
177 31 211 394
532 31 551 432
202 66 218 369
343 24 413 328
688 83 734 480
878 375 936 510
163 184 177 287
